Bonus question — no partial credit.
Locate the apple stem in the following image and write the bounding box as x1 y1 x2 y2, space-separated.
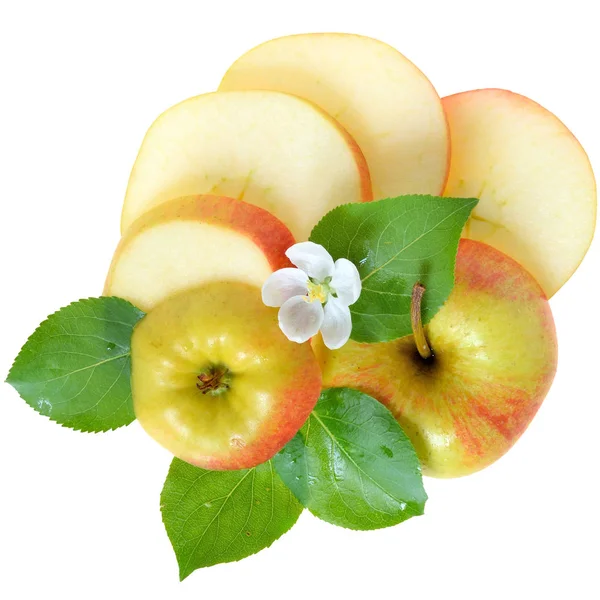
411 282 433 360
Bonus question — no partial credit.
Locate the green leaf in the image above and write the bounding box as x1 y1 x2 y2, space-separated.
161 458 303 579
273 388 427 530
310 194 478 342
6 297 144 432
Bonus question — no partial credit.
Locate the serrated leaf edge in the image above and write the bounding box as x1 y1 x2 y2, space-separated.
275 388 428 531
160 460 303 580
5 296 144 433
311 195 478 344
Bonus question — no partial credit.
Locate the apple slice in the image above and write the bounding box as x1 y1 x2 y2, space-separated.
121 91 371 240
219 33 449 199
443 89 596 297
105 195 295 312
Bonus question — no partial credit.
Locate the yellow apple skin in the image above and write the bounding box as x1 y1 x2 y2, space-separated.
313 240 558 478
131 282 322 470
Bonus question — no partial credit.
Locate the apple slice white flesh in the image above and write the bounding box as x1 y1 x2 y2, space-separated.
219 33 449 199
443 89 596 297
121 91 371 240
106 195 295 312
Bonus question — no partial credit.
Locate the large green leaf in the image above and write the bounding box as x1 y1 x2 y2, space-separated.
310 195 477 342
161 458 303 580
273 388 427 530
6 297 144 432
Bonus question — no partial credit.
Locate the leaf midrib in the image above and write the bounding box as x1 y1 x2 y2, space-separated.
311 411 411 511
360 202 472 283
180 469 253 577
18 352 130 385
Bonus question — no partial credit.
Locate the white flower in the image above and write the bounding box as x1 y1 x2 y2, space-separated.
262 242 362 350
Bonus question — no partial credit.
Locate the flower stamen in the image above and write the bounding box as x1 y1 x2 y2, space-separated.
306 280 328 304
261 241 362 349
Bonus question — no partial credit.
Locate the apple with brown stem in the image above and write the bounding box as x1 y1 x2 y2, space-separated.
313 239 558 478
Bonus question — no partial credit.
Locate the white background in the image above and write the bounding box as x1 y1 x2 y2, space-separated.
1 1 598 599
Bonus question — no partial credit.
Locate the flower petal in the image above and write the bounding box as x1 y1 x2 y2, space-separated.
321 297 352 350
262 268 309 307
278 296 324 344
286 242 335 281
331 258 362 306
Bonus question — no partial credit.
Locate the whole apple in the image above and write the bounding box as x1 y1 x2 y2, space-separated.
131 281 322 470
313 239 558 478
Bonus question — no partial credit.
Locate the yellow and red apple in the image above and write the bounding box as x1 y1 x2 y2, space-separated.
314 240 558 478
131 281 322 470
105 195 295 312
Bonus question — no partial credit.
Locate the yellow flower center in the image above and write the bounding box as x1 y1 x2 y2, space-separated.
306 280 328 304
